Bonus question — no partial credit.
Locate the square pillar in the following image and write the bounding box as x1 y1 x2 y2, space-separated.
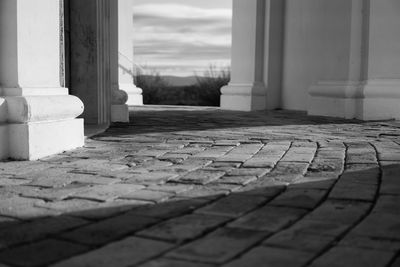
0 0 84 160
308 0 400 120
118 0 143 107
221 0 267 111
110 0 143 123
221 0 284 111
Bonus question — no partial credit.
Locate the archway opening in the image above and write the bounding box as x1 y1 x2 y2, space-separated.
132 0 232 107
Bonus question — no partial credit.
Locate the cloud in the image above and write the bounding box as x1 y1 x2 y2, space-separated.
133 3 231 76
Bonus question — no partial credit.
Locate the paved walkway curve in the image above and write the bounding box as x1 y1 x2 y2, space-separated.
0 105 399 267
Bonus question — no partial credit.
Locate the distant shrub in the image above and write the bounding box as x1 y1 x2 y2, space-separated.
134 65 230 106
194 65 230 106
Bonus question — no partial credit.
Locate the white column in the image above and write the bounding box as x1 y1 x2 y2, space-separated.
0 0 84 160
221 0 267 111
308 0 400 120
119 0 143 106
110 0 129 122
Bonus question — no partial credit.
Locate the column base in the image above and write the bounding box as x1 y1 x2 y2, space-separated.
121 84 143 106
308 80 400 120
111 104 129 123
8 119 84 160
220 83 267 111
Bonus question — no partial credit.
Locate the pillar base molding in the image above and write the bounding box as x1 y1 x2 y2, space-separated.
0 94 85 160
220 83 267 111
111 104 129 123
8 119 84 160
308 79 400 120
120 83 143 106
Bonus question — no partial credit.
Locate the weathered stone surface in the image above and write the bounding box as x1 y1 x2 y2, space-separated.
223 246 313 267
119 189 174 203
195 195 266 217
229 205 307 232
0 239 89 267
61 213 158 246
71 184 145 202
264 231 336 253
0 197 60 219
171 170 225 185
167 228 268 264
309 246 394 267
139 258 213 267
138 214 229 243
305 200 371 225
0 216 88 249
52 237 173 267
269 188 327 209
0 106 400 266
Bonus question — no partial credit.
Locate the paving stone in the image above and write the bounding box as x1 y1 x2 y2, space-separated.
205 183 243 193
207 162 241 169
171 147 206 155
172 170 225 185
223 246 313 267
139 258 213 267
26 169 119 188
120 189 174 203
283 219 350 237
329 181 377 202
309 246 394 267
350 212 400 240
234 178 286 197
138 214 230 243
0 239 89 267
0 216 88 249
339 234 400 251
339 167 380 185
264 231 336 253
136 149 168 157
52 237 174 267
147 183 194 194
217 175 257 185
269 188 327 210
373 195 400 215
36 198 149 220
128 198 210 219
0 216 20 230
305 200 371 225
61 213 159 246
229 205 307 232
267 162 309 183
195 194 266 218
15 183 92 201
190 147 233 159
70 184 145 202
290 176 337 190
121 172 179 185
280 146 317 163
0 197 60 219
0 161 51 176
226 168 270 177
242 158 276 168
308 158 344 173
131 160 173 171
167 227 268 264
0 177 30 186
176 185 230 199
380 164 400 195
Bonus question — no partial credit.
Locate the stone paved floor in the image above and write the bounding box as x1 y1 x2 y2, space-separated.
1 105 400 267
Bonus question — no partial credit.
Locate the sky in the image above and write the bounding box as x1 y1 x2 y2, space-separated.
133 0 232 77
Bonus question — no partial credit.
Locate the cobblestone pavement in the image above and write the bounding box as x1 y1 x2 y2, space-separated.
1 105 400 267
